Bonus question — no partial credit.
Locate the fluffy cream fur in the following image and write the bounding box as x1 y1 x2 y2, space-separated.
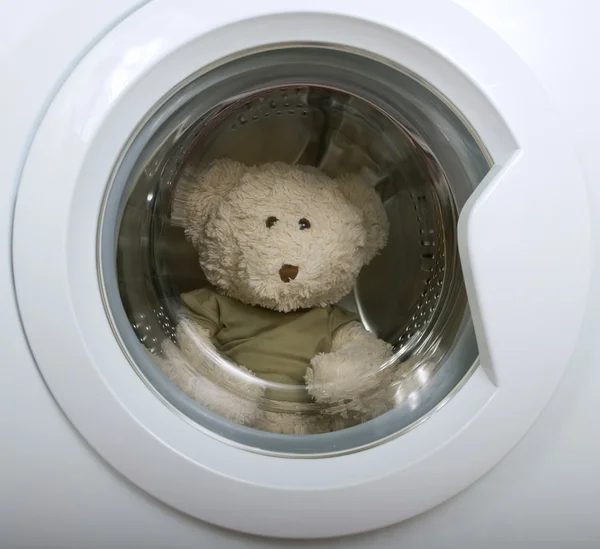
306 321 395 419
171 160 389 312
156 320 263 425
162 159 396 433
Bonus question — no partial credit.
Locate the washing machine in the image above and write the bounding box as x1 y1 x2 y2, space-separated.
2 0 600 547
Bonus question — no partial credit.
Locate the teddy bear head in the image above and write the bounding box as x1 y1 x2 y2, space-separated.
171 159 389 312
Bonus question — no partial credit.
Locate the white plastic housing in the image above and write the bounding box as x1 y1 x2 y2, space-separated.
12 0 590 538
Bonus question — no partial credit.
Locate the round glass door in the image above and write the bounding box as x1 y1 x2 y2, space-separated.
101 46 489 454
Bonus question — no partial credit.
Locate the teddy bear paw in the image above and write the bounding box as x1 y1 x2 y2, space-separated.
157 334 264 426
306 346 393 411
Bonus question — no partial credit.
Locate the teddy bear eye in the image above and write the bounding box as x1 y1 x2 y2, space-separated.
298 218 311 230
266 216 278 228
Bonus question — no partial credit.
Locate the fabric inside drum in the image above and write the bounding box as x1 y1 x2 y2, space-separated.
153 86 454 352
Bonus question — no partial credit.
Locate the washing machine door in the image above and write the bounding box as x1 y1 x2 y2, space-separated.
12 0 590 539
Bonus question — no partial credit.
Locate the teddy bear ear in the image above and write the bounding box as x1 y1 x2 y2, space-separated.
336 172 390 264
171 158 247 245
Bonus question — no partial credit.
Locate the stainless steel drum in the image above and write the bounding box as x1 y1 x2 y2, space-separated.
100 46 491 456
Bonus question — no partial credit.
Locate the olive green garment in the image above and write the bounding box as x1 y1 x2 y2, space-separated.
180 288 357 385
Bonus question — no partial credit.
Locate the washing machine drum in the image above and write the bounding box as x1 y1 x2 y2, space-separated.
111 47 482 451
12 1 590 539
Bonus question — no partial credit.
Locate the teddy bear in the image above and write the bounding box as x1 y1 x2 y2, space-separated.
156 159 401 434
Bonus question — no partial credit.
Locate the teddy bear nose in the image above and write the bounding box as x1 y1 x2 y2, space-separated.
279 264 299 283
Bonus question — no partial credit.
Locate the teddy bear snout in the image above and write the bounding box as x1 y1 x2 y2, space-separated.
279 264 299 283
